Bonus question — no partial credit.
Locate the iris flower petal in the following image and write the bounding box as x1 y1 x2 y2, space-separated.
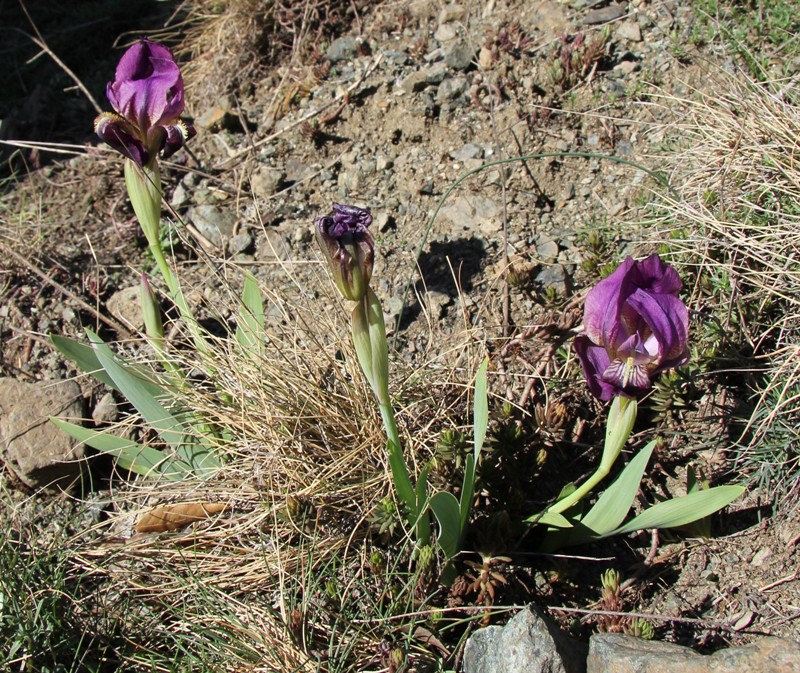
96 39 192 166
625 289 689 366
574 336 619 401
574 254 690 400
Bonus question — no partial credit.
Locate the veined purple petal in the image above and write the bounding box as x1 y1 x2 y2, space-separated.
625 288 689 365
574 335 621 401
632 253 683 295
94 113 149 166
582 256 635 346
108 41 183 127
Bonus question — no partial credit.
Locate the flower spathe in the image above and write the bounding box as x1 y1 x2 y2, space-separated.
94 39 195 167
574 254 689 401
314 204 375 302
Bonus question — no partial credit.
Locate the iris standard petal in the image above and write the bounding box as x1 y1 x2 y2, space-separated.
582 256 635 345
625 289 689 365
632 253 683 295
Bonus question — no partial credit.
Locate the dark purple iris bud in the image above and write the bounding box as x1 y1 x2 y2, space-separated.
574 254 690 401
315 204 375 302
93 39 195 166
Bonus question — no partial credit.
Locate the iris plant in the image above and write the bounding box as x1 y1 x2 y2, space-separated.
547 254 690 515
95 39 205 352
315 204 429 546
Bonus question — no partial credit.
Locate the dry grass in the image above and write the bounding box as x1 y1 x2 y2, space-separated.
646 68 800 505
178 0 365 104
66 251 482 670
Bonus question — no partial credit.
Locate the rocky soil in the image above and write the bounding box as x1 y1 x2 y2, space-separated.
2 0 800 669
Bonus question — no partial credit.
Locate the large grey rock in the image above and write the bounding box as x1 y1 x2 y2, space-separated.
587 633 800 673
188 204 236 248
463 606 587 673
439 195 501 235
106 286 144 331
0 378 86 489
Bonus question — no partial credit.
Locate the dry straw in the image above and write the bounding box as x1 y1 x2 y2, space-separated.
647 68 800 504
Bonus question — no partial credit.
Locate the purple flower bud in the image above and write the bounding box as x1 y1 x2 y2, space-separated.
315 204 375 301
574 254 689 401
94 39 195 166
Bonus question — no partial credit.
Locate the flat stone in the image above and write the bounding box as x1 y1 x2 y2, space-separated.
401 71 428 94
583 3 627 25
616 21 643 41
92 392 118 424
188 204 236 248
256 228 292 261
435 23 458 42
228 232 254 255
0 378 86 489
536 239 560 263
439 195 501 235
250 166 284 198
537 263 569 294
464 605 587 673
106 286 144 331
446 42 475 71
587 633 800 673
437 77 469 103
451 143 483 162
326 37 358 63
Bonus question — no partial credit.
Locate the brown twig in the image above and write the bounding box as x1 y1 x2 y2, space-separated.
17 1 103 114
5 246 132 338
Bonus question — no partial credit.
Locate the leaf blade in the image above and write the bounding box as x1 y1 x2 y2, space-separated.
608 486 745 536
50 418 187 481
581 440 657 536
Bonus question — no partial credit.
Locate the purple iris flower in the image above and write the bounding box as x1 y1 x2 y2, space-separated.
94 39 195 167
574 254 690 401
315 204 375 302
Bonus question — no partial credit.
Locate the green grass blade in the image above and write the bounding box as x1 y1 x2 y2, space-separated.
85 329 187 451
51 334 165 398
459 454 476 532
50 418 187 480
459 358 488 531
387 439 417 517
473 357 489 458
174 433 222 475
415 464 432 545
429 491 461 559
581 440 657 536
608 486 746 536
235 272 265 359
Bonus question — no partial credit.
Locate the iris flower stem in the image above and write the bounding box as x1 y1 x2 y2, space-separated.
352 289 429 546
545 396 637 516
546 465 611 516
